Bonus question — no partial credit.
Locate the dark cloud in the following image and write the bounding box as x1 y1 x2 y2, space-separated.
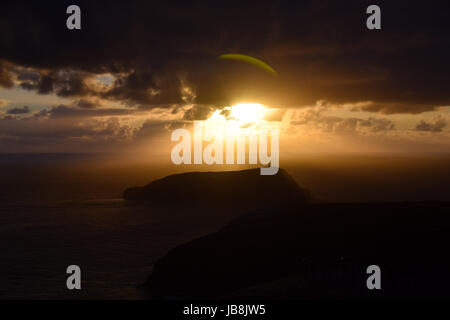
183 104 216 120
75 98 100 109
415 116 448 132
37 74 54 94
0 111 139 143
355 102 440 115
0 1 450 112
359 118 396 132
0 60 14 88
18 70 92 96
291 106 396 134
135 120 176 140
40 105 132 119
321 117 395 135
100 71 182 105
16 69 40 82
6 106 30 114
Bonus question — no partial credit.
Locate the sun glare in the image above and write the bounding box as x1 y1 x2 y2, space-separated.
207 103 267 125
229 103 266 122
203 103 279 138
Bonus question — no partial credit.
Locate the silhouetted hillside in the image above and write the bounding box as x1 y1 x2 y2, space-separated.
144 202 450 299
124 168 312 209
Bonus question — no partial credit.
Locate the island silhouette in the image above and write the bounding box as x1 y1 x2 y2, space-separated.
124 168 313 208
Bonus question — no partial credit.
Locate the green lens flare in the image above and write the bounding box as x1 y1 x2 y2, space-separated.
218 54 278 76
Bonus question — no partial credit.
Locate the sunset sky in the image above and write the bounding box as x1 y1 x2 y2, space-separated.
0 1 449 156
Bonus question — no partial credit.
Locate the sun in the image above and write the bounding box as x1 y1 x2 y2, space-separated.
207 103 267 125
229 103 266 123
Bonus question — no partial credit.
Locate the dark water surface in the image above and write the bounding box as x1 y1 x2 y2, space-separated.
0 199 231 299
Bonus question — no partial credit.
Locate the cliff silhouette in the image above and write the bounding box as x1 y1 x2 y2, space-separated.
142 202 450 299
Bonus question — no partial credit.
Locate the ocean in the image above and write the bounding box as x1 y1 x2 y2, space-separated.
0 154 232 299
